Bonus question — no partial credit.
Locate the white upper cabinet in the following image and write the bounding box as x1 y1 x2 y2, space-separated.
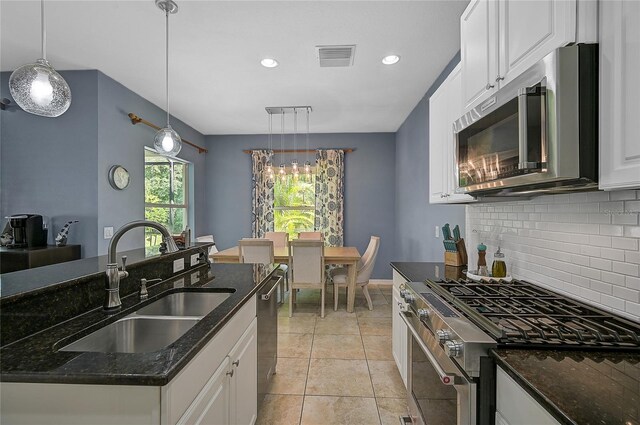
462 0 583 112
429 64 475 204
498 0 576 86
461 0 499 110
599 0 640 190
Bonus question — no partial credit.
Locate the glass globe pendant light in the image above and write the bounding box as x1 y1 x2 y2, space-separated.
9 0 71 117
153 0 182 157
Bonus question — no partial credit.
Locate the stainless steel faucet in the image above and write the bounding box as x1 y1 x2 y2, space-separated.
104 220 180 311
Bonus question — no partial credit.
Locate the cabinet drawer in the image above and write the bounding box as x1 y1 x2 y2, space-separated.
496 367 560 425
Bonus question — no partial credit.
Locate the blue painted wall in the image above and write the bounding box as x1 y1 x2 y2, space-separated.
204 133 396 279
95 71 207 255
1 71 100 257
394 53 466 262
0 70 206 257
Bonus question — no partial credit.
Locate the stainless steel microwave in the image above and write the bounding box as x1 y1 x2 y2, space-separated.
453 44 598 196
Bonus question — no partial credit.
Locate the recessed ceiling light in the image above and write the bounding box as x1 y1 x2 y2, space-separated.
261 58 279 68
382 55 400 65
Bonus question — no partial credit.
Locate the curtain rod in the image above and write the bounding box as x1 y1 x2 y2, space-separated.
242 148 354 154
128 113 208 154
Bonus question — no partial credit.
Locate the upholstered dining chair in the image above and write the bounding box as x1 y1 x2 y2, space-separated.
331 236 380 311
264 232 289 301
238 238 274 264
288 239 325 318
298 231 323 241
196 235 219 256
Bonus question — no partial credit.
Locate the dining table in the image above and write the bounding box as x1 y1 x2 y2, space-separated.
211 245 361 313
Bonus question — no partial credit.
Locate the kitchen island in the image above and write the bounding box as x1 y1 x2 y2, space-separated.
0 261 279 424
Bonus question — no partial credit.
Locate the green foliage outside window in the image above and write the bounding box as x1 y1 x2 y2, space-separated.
274 173 315 240
144 150 188 247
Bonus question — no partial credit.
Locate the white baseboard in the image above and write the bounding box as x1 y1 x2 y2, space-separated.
370 279 393 286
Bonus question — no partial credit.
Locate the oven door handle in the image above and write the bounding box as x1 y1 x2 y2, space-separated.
400 312 461 386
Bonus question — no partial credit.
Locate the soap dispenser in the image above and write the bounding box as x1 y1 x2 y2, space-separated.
492 246 507 278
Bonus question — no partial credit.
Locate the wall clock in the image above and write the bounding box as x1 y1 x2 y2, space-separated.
108 165 130 190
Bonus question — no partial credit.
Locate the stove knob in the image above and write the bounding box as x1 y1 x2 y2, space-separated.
417 308 430 319
404 294 415 304
444 340 464 358
436 329 453 343
399 289 408 299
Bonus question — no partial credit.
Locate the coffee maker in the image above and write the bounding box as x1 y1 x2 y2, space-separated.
8 214 47 248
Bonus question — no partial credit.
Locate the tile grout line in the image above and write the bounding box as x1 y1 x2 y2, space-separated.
297 305 317 425
355 297 384 425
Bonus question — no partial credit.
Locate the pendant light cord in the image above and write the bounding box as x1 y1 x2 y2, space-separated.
41 0 46 60
165 9 170 126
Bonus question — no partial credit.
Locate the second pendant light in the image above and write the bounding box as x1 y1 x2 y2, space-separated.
153 0 182 157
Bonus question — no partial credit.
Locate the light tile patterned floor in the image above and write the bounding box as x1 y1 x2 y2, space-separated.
257 283 409 425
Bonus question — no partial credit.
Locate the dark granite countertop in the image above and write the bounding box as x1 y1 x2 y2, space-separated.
0 262 278 386
390 261 466 282
0 243 211 300
492 349 640 425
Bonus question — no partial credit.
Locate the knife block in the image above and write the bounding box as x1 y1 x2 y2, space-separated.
444 238 468 267
444 251 465 267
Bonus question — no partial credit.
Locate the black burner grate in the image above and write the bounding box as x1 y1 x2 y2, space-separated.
426 279 640 350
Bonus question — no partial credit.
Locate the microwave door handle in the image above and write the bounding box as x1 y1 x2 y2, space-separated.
518 88 533 170
400 312 460 386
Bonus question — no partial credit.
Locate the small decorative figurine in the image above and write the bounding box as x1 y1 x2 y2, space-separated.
55 220 79 247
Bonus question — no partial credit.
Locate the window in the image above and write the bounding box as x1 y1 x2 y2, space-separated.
274 171 315 240
144 149 189 246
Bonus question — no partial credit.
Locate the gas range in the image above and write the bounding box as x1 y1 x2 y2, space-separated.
399 278 640 378
426 278 640 350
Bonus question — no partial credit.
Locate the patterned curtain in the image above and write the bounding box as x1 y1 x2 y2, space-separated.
314 149 345 247
251 150 274 237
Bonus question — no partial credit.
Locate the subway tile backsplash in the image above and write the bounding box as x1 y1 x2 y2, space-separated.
465 190 640 323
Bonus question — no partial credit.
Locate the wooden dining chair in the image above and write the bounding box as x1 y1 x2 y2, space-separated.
288 239 325 317
332 236 380 311
238 238 274 264
298 231 323 241
264 232 289 302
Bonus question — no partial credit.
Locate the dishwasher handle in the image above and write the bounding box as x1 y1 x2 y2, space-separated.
261 276 282 301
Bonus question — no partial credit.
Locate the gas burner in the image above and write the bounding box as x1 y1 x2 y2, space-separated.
425 278 640 351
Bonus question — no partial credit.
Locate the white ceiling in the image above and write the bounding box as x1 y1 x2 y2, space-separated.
1 0 468 135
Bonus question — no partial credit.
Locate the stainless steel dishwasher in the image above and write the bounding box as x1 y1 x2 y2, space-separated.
257 273 282 412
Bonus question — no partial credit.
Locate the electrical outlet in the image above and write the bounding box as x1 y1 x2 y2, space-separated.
104 226 114 239
190 253 199 267
173 258 185 273
435 225 440 238
191 272 199 282
173 278 184 288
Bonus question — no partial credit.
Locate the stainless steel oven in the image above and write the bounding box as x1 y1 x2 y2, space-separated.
398 282 495 425
454 44 598 196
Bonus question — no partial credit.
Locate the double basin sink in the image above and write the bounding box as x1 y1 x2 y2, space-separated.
59 290 234 354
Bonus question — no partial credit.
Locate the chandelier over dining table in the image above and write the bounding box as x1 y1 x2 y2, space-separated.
265 106 313 181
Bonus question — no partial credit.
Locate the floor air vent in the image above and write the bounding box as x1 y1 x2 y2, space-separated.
316 45 356 67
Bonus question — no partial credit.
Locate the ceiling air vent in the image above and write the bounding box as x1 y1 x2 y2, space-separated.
316 45 356 67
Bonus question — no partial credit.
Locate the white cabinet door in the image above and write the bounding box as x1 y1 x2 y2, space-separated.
229 318 258 425
498 0 576 86
599 0 640 190
391 284 407 387
461 0 499 110
496 367 561 425
177 358 231 425
445 66 475 204
429 64 475 204
429 76 449 204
